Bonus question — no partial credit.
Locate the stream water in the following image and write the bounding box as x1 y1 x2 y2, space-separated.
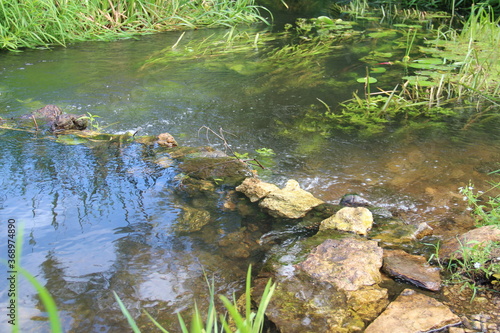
1 21 500 332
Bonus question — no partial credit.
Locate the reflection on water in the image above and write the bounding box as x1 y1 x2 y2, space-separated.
1 27 499 332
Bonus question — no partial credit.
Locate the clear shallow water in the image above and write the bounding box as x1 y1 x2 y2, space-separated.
1 27 500 332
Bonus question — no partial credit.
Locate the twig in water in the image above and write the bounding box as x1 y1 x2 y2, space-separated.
31 114 39 131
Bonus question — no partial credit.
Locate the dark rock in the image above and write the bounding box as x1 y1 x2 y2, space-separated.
382 249 442 291
340 193 371 207
51 114 88 132
22 104 62 121
178 156 250 186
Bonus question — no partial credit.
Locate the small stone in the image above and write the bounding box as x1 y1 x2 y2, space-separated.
319 207 373 236
157 132 178 147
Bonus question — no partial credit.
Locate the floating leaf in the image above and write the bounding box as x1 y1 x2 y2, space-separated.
357 77 377 83
370 67 387 74
316 16 335 25
55 135 88 145
368 31 397 38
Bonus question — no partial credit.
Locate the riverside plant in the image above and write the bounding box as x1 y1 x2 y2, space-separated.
114 265 276 333
437 174 500 298
0 0 270 51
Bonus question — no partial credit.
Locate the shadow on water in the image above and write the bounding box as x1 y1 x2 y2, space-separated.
0 22 499 332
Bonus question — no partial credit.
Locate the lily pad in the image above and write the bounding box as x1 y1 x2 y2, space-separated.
357 77 378 84
55 135 88 145
370 67 387 74
403 76 437 87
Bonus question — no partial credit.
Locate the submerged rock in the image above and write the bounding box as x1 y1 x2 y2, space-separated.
319 206 373 236
365 289 461 333
259 237 388 332
174 206 211 233
22 104 62 121
298 237 383 291
382 249 442 291
178 156 250 186
259 179 324 219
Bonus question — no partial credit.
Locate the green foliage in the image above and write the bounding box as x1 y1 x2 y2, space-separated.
459 177 500 227
439 174 500 297
0 0 270 51
114 265 276 333
81 112 102 131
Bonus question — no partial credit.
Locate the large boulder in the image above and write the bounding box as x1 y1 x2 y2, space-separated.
297 238 383 291
258 179 324 219
365 289 461 333
259 237 388 332
382 249 442 291
319 207 373 236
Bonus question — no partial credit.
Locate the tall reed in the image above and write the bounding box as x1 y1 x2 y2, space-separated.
0 0 270 51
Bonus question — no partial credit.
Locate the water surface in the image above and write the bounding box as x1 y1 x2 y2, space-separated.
1 26 499 332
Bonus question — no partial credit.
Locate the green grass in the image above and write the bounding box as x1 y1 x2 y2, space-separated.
439 173 500 298
0 0 270 51
1 224 63 333
114 265 276 333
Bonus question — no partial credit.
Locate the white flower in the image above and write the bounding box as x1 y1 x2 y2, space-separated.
474 262 481 269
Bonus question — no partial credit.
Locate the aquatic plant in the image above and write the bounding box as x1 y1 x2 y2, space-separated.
114 265 276 333
0 0 270 51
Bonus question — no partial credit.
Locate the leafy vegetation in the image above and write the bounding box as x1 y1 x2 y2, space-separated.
434 174 500 298
0 0 270 51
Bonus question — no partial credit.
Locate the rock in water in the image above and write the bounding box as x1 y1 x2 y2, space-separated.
382 249 442 291
51 114 88 131
319 207 373 236
236 177 280 202
365 289 461 333
157 132 178 147
258 179 324 219
298 238 383 291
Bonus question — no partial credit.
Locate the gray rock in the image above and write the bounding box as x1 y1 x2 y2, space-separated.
319 207 373 236
365 289 461 333
382 249 442 291
258 179 324 219
297 238 383 291
340 193 371 207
